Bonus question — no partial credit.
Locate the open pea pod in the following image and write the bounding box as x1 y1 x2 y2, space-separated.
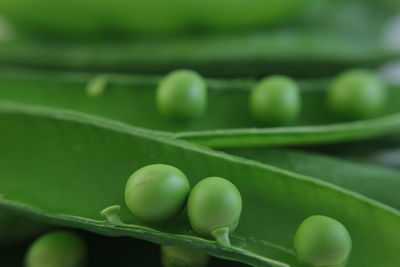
0 31 395 78
0 32 393 78
298 134 400 168
0 101 399 266
0 0 397 77
225 148 400 209
1 69 400 148
0 0 311 37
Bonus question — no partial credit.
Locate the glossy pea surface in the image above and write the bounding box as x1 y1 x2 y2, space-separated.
125 164 190 223
25 231 86 267
156 69 207 121
328 69 386 119
249 75 301 125
294 215 352 267
187 177 242 236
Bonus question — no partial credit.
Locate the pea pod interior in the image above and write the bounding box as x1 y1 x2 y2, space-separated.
0 102 399 266
225 148 400 209
0 68 400 147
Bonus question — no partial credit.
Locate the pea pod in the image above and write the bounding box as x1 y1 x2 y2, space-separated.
302 134 400 168
225 147 400 209
161 245 210 267
1 69 400 148
0 0 311 37
0 102 399 266
0 0 397 77
0 32 395 78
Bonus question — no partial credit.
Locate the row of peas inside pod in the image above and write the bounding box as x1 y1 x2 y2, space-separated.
100 164 352 267
101 164 242 247
156 69 387 125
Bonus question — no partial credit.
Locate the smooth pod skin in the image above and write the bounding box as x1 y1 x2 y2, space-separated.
161 245 210 267
156 69 207 121
294 215 352 267
0 0 312 37
187 177 242 245
327 69 386 119
125 164 190 223
25 231 86 267
249 75 301 126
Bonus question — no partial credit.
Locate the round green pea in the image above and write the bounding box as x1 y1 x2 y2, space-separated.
25 231 86 267
249 75 301 125
125 164 190 223
187 177 242 238
156 69 207 121
328 69 386 119
294 215 352 267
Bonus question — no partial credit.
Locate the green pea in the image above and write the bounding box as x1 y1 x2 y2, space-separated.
25 231 86 267
327 69 386 119
187 177 242 247
249 75 301 125
156 69 207 121
161 245 210 267
125 164 190 223
294 215 352 267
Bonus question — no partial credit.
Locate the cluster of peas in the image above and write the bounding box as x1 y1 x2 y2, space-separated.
25 69 379 267
123 164 352 267
157 69 387 124
23 164 352 267
125 164 242 247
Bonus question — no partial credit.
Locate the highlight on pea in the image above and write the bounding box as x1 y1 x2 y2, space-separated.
293 215 352 267
327 69 387 120
100 164 243 249
156 69 208 122
187 176 242 247
124 164 191 223
25 231 86 267
249 75 301 126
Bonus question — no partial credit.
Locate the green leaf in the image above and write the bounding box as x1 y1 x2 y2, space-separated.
0 101 399 266
225 148 400 209
1 69 400 148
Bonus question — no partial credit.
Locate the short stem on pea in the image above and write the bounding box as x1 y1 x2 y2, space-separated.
100 205 123 225
211 227 231 247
